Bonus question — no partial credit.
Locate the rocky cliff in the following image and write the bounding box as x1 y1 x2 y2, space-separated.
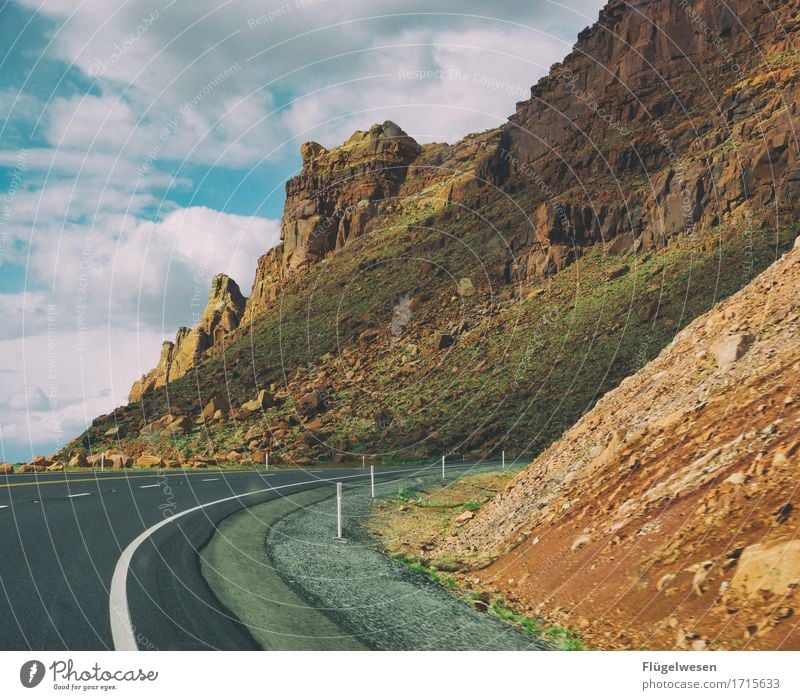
129 273 246 402
68 0 798 478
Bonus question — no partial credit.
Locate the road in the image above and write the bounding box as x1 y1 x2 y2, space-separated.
0 461 473 650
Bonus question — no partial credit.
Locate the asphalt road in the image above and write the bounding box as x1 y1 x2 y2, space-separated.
0 461 480 651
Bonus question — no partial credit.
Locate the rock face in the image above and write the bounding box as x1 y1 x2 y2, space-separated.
129 274 246 401
438 236 800 649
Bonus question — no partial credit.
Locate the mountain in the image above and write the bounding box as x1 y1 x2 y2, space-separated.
435 234 800 650
59 0 798 470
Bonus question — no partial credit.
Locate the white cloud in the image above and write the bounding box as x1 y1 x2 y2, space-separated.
0 326 164 462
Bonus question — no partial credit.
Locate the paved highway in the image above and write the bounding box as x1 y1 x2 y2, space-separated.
0 462 457 650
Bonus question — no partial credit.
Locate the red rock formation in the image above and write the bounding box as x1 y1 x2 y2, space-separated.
129 273 246 402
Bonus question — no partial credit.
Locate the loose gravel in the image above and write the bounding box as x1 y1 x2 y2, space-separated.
266 472 549 650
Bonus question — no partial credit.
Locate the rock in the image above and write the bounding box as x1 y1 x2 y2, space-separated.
31 455 52 467
68 451 88 468
129 273 246 402
359 328 381 344
710 333 755 370
46 464 64 472
419 261 435 279
298 390 327 416
105 453 130 469
458 277 475 297
136 455 163 469
0 463 15 474
295 456 314 466
202 393 230 422
240 389 276 414
21 464 45 473
730 539 800 596
455 510 475 524
435 332 455 350
162 459 181 469
160 416 193 437
571 534 592 552
607 264 629 280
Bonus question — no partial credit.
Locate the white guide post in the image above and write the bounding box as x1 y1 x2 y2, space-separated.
265 452 269 470
336 482 343 539
362 454 366 469
441 454 445 480
502 450 506 469
370 465 375 499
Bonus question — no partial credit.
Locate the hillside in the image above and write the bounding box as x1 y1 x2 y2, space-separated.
55 0 799 471
431 234 800 650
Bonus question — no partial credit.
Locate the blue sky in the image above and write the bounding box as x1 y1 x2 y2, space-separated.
0 0 605 462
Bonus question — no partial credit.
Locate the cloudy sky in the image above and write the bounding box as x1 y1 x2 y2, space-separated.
0 0 605 462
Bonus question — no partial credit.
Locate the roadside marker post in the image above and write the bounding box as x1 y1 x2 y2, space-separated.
441 454 445 480
336 482 343 539
265 452 269 470
362 454 366 469
370 465 375 499
502 450 506 469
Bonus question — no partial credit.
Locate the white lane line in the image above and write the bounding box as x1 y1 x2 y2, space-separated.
109 465 433 650
0 505 8 509
138 484 160 489
66 493 92 498
202 478 220 482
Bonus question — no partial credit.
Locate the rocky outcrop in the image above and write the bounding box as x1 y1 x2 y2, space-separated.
488 0 800 281
129 274 246 402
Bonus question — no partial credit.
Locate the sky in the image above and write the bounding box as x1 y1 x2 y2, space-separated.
0 0 606 462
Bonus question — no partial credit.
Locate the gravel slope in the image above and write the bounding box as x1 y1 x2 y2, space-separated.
266 473 548 650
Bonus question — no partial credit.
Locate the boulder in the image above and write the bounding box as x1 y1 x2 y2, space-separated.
731 539 800 596
31 455 52 467
46 464 64 472
295 456 314 466
162 459 181 469
159 415 193 437
458 277 475 297
21 464 45 473
68 451 88 468
711 333 755 371
136 455 164 469
105 453 130 469
359 328 381 344
435 332 455 350
202 394 230 421
606 264 630 280
240 389 276 414
0 463 15 474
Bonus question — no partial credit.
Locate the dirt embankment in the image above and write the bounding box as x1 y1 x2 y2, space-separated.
407 238 800 650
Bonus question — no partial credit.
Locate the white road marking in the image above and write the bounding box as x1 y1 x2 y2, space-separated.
202 478 220 482
66 493 91 498
0 505 8 509
138 484 160 489
109 464 434 650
